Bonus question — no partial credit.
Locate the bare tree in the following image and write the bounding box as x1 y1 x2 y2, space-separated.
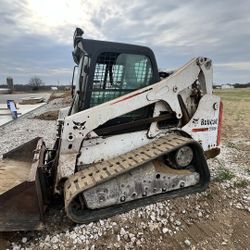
28 77 44 91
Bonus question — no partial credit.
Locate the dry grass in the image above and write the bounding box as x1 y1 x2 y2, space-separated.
214 88 250 142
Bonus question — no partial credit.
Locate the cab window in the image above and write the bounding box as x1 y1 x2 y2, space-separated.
90 52 153 107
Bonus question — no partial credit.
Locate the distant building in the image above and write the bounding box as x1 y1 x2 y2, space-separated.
221 84 234 89
51 86 58 91
6 77 14 93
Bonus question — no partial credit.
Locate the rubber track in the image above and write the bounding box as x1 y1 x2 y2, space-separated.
64 134 210 223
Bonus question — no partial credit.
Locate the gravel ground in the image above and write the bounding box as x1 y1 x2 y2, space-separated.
0 98 249 250
0 98 66 155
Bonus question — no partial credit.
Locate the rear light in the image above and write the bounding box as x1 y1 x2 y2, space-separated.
217 101 223 145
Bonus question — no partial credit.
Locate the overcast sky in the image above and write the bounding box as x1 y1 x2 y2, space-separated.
0 0 249 85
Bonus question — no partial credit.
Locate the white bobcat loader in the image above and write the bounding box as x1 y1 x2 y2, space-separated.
0 28 223 231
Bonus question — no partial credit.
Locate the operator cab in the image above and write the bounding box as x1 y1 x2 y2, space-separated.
70 28 176 135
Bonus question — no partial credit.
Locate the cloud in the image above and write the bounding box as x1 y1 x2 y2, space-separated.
0 32 73 84
0 0 250 84
215 62 250 71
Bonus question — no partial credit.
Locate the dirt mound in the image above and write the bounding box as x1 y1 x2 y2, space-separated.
48 91 72 102
35 110 59 120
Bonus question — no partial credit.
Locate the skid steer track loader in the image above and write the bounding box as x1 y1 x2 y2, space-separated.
0 28 223 231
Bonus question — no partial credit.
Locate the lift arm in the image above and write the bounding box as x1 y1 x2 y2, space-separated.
55 57 213 184
61 57 212 153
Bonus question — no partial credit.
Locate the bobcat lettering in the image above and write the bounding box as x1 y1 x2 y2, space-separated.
201 118 218 126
